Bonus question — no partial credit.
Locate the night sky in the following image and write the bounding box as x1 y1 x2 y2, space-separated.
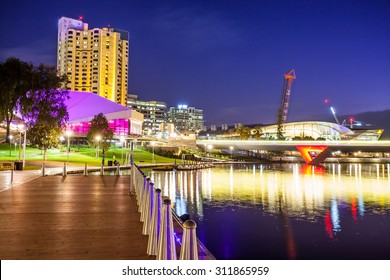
1 0 389 126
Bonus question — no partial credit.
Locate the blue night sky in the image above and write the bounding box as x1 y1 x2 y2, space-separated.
1 0 389 126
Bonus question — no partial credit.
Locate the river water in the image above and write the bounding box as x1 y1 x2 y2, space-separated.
150 163 390 260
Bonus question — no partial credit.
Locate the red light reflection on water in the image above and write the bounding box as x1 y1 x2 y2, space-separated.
351 197 357 223
300 165 325 175
325 210 334 239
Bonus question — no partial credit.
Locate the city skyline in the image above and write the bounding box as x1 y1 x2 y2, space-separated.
1 0 389 125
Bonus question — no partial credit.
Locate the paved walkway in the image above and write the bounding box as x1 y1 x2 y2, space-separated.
0 164 107 192
0 175 152 260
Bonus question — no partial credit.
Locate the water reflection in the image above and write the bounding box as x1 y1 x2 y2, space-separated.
151 163 390 259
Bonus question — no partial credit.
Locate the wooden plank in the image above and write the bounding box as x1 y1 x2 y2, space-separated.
0 176 154 260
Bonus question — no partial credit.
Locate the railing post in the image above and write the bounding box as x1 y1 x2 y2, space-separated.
10 169 14 183
157 198 177 260
180 220 199 260
100 164 104 176
142 182 155 235
42 162 45 177
135 171 144 206
129 164 135 195
115 164 120 175
134 169 141 201
63 162 67 176
147 188 162 256
84 163 88 176
139 177 150 220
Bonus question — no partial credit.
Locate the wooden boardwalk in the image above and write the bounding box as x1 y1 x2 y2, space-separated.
0 175 154 260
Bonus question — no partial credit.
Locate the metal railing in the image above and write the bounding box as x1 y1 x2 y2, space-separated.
130 163 215 260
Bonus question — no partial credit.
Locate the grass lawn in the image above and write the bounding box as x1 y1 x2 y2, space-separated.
0 143 178 167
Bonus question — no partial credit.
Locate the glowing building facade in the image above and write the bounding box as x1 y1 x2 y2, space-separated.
57 17 129 106
168 105 204 133
127 94 167 134
201 121 383 141
65 91 143 136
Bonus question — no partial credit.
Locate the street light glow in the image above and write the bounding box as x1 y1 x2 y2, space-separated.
9 135 13 156
17 123 25 131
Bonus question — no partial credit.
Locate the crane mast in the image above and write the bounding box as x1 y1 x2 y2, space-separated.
324 99 340 125
277 69 296 123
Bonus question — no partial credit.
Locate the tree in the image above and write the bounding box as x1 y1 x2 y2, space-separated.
0 58 34 143
18 64 69 160
252 126 263 140
303 136 315 141
236 125 251 140
86 113 114 158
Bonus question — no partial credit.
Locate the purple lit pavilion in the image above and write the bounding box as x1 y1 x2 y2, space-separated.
65 91 143 136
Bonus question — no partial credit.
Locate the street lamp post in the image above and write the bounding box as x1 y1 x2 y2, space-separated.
151 141 155 164
17 124 24 161
22 129 26 167
66 130 72 162
130 139 136 165
95 135 101 158
120 136 125 164
9 135 13 156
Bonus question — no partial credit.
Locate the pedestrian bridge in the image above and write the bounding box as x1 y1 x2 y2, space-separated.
197 139 390 165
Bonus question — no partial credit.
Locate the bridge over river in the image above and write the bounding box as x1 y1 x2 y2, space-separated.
197 139 390 165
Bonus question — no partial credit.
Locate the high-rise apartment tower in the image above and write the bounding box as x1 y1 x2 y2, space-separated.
57 16 129 105
168 105 204 133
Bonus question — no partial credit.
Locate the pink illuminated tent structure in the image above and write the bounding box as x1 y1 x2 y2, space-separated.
65 91 143 135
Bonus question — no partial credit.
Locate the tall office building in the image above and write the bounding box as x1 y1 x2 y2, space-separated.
57 16 129 105
168 105 204 133
127 94 167 134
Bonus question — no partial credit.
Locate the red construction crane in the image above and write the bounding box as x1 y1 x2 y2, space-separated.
277 69 296 123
